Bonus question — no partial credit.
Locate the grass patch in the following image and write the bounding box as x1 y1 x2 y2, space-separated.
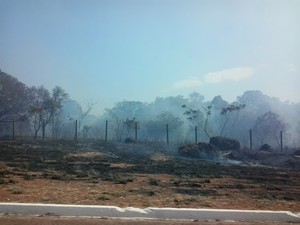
174 195 198 205
8 186 25 194
97 194 110 201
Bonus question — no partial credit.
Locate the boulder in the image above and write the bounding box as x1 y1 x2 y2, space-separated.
209 136 240 151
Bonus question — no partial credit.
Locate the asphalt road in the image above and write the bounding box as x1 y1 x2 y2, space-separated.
0 203 299 223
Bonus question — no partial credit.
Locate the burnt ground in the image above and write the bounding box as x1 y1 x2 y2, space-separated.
0 140 299 213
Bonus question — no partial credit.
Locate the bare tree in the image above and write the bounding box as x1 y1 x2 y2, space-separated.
78 101 96 136
220 104 246 136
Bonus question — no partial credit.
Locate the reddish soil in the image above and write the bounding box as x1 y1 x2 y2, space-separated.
0 140 299 213
0 215 296 225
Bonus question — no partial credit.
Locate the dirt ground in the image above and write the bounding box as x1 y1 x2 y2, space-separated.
0 215 297 225
0 140 300 213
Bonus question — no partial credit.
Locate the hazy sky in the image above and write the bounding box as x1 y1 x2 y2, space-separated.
0 0 299 115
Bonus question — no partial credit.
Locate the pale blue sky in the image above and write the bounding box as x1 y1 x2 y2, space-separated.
0 0 299 115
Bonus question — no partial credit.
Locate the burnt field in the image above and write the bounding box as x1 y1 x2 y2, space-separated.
0 140 299 212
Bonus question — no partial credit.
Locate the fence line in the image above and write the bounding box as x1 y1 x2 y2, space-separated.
0 119 288 151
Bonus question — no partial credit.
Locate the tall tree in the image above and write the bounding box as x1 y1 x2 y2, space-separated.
29 86 52 138
50 86 69 137
29 86 68 139
0 70 31 122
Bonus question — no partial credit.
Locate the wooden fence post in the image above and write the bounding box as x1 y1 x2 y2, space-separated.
74 120 78 141
135 121 138 141
42 119 45 141
105 120 108 141
12 118 15 141
166 124 169 146
250 129 252 151
195 126 198 144
280 131 283 152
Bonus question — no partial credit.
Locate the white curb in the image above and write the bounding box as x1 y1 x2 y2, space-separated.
0 203 299 222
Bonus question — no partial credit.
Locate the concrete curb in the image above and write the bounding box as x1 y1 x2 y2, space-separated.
0 203 300 222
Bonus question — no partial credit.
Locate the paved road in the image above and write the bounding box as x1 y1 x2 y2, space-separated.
0 203 299 223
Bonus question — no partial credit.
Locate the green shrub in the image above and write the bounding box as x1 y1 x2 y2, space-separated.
97 194 110 201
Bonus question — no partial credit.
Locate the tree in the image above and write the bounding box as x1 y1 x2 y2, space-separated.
111 116 126 142
143 112 184 142
295 121 300 147
124 117 138 138
151 95 188 119
161 112 184 142
82 125 92 138
188 92 205 108
237 90 270 113
182 104 211 139
105 101 147 141
0 70 31 122
182 106 204 125
219 104 246 136
253 111 287 149
29 86 68 139
29 86 52 138
210 95 229 136
78 101 96 135
50 86 69 137
143 119 163 141
56 100 82 138
203 105 213 138
105 107 125 142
